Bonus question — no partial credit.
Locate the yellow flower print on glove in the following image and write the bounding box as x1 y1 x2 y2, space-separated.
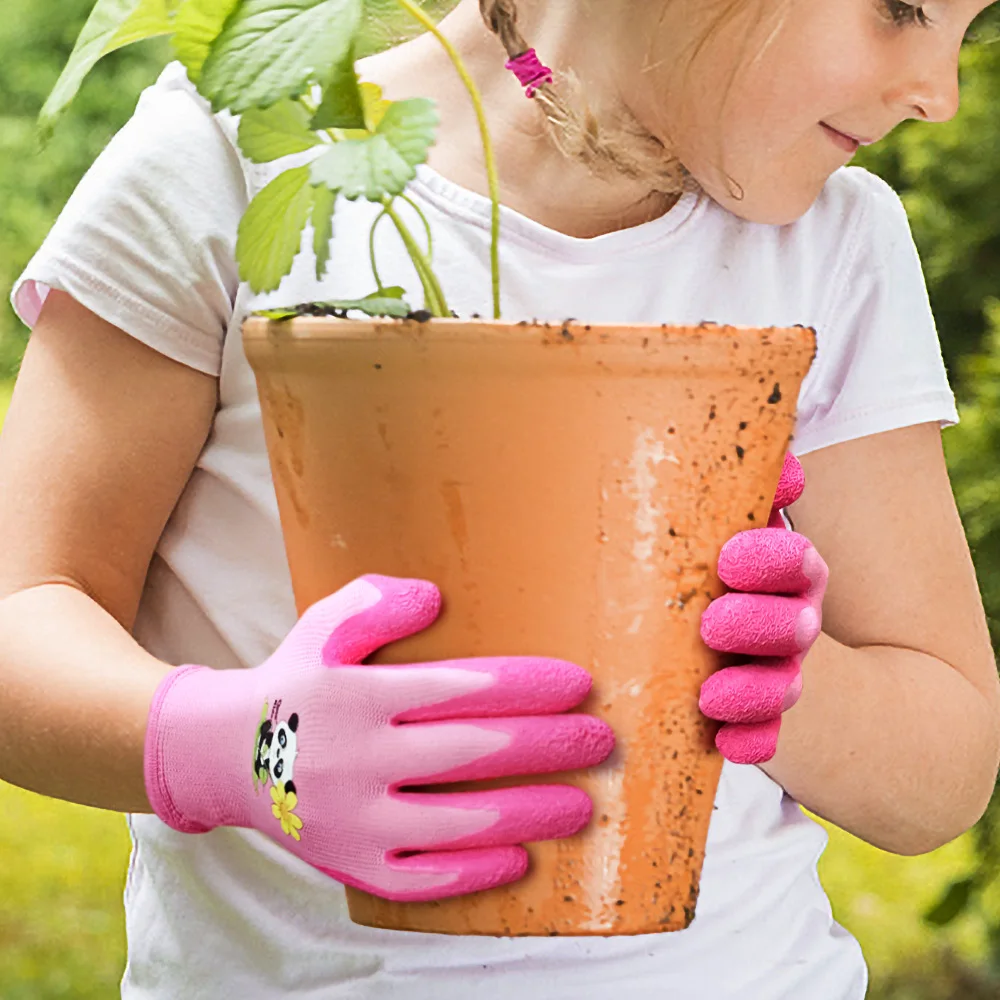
270 785 304 841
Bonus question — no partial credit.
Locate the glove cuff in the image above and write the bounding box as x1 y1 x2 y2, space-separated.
144 664 255 834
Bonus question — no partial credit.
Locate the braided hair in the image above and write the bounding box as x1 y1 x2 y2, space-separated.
477 0 689 194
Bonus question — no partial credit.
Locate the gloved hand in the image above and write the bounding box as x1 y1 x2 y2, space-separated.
144 574 614 902
698 454 828 765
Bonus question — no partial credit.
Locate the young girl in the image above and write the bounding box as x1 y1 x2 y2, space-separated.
2 0 999 996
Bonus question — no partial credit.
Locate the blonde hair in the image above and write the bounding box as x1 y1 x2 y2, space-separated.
478 0 780 198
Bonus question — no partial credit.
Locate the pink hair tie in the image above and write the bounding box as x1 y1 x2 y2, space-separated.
505 48 554 98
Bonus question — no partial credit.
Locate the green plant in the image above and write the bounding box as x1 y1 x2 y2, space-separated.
42 0 498 320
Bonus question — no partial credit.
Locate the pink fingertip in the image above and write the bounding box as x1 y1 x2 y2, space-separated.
390 846 529 901
700 593 805 657
716 718 781 765
717 530 813 594
414 785 594 852
324 576 441 665
409 715 616 786
773 454 805 510
795 606 821 650
316 846 529 903
698 660 799 723
782 672 803 711
801 546 830 596
399 658 594 722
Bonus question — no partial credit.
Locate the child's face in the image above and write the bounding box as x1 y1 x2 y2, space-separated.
645 0 991 223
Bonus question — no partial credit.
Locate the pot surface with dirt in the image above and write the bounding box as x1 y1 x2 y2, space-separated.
243 317 815 936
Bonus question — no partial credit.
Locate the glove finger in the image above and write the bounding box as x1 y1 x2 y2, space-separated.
316 846 529 903
391 785 592 852
701 593 820 657
718 530 827 596
699 659 801 724
290 575 441 667
772 453 805 512
387 715 615 787
379 657 593 723
715 718 782 765
386 846 530 901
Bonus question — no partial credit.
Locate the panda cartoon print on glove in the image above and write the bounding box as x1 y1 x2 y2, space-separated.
252 700 303 841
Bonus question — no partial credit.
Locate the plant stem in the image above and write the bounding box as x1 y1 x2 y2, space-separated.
400 192 433 261
394 0 502 320
382 198 449 317
369 210 389 292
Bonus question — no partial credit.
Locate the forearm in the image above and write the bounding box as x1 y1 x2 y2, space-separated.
762 631 1000 854
0 583 172 813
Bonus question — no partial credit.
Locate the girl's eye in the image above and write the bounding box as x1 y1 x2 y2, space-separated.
881 0 932 27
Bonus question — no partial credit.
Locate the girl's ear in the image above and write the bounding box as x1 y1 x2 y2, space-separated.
288 713 299 732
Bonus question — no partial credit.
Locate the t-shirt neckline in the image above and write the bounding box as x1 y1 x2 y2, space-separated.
410 163 705 264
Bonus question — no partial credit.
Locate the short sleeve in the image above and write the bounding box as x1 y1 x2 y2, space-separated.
10 63 248 377
791 169 958 456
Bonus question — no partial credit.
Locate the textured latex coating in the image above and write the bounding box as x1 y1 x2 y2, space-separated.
144 575 614 902
699 455 828 765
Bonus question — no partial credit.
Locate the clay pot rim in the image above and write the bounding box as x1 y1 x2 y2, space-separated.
243 315 816 350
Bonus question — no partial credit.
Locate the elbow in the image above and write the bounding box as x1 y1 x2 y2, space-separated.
888 700 1000 857
875 783 995 856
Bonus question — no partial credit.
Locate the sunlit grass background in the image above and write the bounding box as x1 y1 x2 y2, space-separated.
0 371 990 995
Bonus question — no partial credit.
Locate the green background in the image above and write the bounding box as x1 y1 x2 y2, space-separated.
6 2 1000 998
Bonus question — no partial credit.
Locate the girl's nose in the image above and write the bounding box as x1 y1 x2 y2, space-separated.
898 48 961 124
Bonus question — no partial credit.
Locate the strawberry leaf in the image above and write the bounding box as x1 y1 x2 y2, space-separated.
311 183 337 280
311 49 365 130
254 287 412 320
38 0 181 138
237 164 315 293
172 0 241 82
199 0 362 113
309 97 437 200
238 100 321 162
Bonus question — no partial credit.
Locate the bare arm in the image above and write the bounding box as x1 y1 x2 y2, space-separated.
0 291 218 812
763 423 1000 854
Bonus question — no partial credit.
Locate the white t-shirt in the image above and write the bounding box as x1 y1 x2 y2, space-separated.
12 64 958 1000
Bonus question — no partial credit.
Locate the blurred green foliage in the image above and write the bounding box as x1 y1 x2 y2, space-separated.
856 28 1000 374
5 2 1000 999
0 0 170 379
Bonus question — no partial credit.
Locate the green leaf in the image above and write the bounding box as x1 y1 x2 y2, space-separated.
311 49 365 130
309 97 437 200
376 98 439 167
355 0 459 58
172 0 241 82
238 100 321 162
359 82 391 130
311 183 337 280
330 293 411 317
924 877 976 926
199 0 362 113
254 307 302 320
236 165 315 293
253 288 412 320
38 0 180 137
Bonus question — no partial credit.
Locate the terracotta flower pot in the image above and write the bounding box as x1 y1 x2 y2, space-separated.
242 317 815 937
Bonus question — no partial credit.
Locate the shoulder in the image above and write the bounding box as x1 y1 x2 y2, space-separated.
100 62 248 195
802 166 914 269
133 61 239 146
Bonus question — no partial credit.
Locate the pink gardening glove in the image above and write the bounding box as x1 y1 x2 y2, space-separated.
698 454 828 765
144 574 614 902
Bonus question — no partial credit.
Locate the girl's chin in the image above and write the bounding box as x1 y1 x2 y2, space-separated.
701 175 831 226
